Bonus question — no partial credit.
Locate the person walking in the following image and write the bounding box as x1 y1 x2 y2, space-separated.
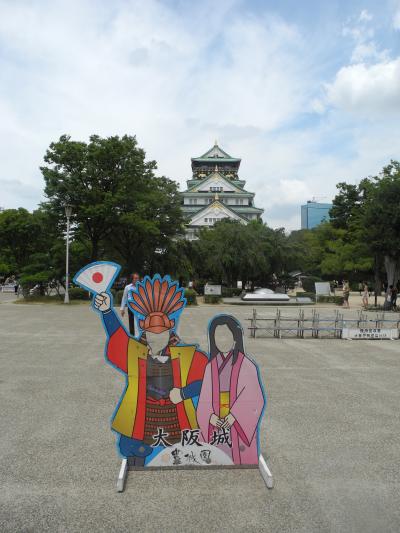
358 282 363 296
120 272 141 335
342 280 350 309
362 282 369 309
390 285 398 311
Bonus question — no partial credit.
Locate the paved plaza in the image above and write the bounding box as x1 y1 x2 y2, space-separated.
1 295 400 532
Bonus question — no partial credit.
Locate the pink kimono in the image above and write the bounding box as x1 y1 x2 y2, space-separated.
196 351 265 465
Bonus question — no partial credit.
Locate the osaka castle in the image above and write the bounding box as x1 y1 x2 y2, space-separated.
181 142 264 240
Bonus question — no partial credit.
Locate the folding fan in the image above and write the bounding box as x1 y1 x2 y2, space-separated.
73 261 121 295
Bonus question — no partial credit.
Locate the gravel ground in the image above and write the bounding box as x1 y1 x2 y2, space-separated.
1 295 399 532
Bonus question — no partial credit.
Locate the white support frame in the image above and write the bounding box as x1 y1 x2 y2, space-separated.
116 455 274 492
258 453 274 489
116 458 128 492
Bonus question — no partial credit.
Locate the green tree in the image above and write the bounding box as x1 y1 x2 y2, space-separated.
328 161 400 303
329 183 362 230
0 208 44 272
193 219 287 287
41 134 184 269
110 175 185 274
360 162 400 291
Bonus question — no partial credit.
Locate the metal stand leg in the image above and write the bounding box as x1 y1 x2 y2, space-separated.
258 454 274 489
117 455 273 492
117 458 128 492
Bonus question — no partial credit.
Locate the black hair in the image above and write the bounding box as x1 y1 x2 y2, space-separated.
208 314 244 365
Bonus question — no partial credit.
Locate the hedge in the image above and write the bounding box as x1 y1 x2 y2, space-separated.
301 276 323 293
296 291 315 301
317 295 344 305
68 287 90 300
221 287 243 297
184 289 197 306
204 295 222 304
111 289 124 305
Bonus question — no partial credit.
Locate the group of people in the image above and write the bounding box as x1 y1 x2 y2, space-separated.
1 275 20 294
353 281 398 310
387 285 398 310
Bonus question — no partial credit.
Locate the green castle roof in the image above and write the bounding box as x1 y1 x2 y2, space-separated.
192 142 241 163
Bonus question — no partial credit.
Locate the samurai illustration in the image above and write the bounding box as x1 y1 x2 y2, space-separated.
74 263 208 467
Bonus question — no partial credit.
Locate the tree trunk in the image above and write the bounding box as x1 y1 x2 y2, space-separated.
383 255 400 309
374 254 381 307
91 238 99 262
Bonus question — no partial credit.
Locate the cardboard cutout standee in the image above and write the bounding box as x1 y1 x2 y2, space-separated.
73 262 273 491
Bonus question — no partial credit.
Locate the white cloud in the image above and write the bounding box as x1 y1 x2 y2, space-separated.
326 58 400 114
0 1 313 217
342 10 389 65
1 1 400 231
359 9 373 22
351 41 388 63
393 8 400 29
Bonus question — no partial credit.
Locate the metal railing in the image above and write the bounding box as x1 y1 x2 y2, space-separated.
248 308 400 339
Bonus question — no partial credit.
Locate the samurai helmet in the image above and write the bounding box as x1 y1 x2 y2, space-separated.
127 275 186 334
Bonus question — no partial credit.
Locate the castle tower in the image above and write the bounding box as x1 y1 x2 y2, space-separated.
181 142 264 240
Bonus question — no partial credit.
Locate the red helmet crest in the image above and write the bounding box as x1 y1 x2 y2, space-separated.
127 275 186 334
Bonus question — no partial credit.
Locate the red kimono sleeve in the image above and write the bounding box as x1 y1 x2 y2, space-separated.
187 349 208 383
106 326 129 373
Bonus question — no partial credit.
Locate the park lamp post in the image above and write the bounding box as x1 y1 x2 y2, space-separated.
64 205 72 304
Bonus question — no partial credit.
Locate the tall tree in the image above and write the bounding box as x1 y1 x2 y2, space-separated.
0 208 44 272
193 219 286 287
360 162 400 291
41 134 184 269
110 175 184 274
329 161 400 303
329 183 362 230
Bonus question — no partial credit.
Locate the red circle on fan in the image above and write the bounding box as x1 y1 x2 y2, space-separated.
92 272 103 283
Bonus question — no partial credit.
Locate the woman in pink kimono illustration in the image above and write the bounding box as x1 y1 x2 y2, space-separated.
197 314 266 465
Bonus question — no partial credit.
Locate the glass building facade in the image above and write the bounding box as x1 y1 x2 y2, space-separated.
301 201 332 229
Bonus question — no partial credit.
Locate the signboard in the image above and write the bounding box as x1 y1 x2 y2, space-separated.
315 282 331 296
342 328 399 340
204 283 222 296
73 262 272 491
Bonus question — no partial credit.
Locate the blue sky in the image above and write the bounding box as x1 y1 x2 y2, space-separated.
1 0 400 229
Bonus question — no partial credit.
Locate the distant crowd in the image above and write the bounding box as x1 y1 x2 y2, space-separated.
0 275 20 294
336 280 398 310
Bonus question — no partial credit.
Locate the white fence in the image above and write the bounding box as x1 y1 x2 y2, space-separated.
248 308 400 339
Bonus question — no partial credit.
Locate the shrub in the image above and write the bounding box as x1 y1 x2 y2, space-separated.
193 281 205 295
221 287 242 297
296 292 316 301
22 294 61 303
204 295 222 304
184 289 197 306
301 276 323 293
317 295 344 305
69 287 90 300
111 289 124 305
